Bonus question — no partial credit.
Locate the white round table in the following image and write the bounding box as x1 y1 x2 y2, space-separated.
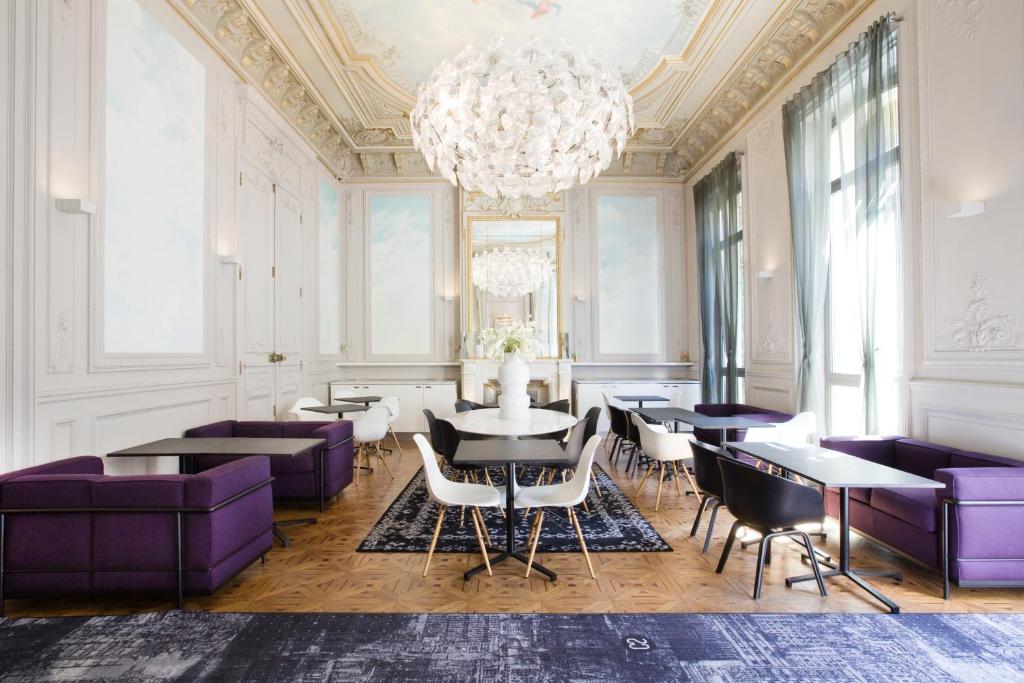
445 408 577 439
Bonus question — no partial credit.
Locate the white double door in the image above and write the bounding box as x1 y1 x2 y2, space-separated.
239 158 304 420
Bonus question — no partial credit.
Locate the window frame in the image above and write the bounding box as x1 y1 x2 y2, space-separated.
89 0 216 370
316 173 344 362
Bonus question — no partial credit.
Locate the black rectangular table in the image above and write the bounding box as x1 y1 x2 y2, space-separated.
614 395 669 408
329 395 381 406
453 440 570 581
108 437 330 547
726 441 943 613
301 404 369 416
634 407 775 442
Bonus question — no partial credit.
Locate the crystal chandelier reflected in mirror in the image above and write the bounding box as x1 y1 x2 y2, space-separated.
472 248 552 298
411 40 635 198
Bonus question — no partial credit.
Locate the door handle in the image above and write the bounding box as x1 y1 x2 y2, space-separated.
268 351 287 363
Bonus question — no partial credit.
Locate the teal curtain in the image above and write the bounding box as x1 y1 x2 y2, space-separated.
694 152 742 403
784 14 901 433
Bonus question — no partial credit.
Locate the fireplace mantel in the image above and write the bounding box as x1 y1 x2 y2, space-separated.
459 359 573 404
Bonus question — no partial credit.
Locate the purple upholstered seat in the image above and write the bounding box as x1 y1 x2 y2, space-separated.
183 420 354 510
822 436 1024 593
692 403 793 447
0 456 273 611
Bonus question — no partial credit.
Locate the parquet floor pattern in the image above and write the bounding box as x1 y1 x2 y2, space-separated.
6 436 1023 617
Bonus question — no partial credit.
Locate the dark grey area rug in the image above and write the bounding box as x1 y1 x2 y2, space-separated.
357 464 671 553
2 611 1023 682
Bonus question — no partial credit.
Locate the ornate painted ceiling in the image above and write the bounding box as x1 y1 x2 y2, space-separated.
174 0 866 181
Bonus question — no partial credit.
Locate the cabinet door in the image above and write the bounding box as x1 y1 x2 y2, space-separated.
367 384 423 433
330 383 364 404
575 384 611 434
423 384 457 423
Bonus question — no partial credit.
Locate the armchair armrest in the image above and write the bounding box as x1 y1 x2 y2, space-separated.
934 467 1024 502
185 456 272 509
821 436 897 467
312 421 354 448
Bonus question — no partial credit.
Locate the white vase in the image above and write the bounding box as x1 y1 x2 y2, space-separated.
497 353 531 420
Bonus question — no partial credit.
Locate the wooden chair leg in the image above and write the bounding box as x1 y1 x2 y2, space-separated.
671 462 683 496
474 506 493 547
654 464 666 511
535 468 547 485
460 473 468 528
569 507 596 578
525 510 545 577
423 504 446 576
679 461 700 497
374 444 395 479
354 445 362 484
469 507 492 577
634 462 654 500
590 468 602 498
389 426 405 458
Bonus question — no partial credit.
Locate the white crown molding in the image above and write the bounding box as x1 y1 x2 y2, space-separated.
171 0 359 179
674 0 865 179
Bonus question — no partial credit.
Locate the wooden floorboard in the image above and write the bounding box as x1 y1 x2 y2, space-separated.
6 436 1023 616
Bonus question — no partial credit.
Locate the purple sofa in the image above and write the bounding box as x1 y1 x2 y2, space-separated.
0 455 273 613
183 420 354 512
822 436 1024 597
693 403 793 446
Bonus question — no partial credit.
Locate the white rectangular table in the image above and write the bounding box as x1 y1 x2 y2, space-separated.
725 441 944 614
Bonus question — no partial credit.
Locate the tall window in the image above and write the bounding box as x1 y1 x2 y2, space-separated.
595 194 661 356
368 194 432 356
318 179 341 356
104 0 206 354
825 52 902 434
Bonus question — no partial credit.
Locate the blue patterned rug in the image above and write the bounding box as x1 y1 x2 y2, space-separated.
2 612 1022 681
357 464 671 553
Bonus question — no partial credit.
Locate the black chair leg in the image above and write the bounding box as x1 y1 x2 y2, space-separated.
798 532 828 597
716 520 743 574
753 532 780 600
764 538 773 566
703 501 722 554
689 495 709 537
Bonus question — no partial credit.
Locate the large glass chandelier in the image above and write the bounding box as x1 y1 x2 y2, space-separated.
411 40 635 198
473 248 552 298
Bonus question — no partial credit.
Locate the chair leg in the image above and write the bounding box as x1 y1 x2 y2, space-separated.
469 507 492 577
389 426 405 458
654 464 666 512
525 510 542 552
535 468 547 485
354 445 361 484
374 443 394 479
703 501 722 554
589 468 602 498
525 510 545 578
798 532 828 598
460 474 468 528
671 462 683 497
689 494 710 537
634 462 654 500
753 535 773 600
475 507 493 547
423 504 446 576
569 507 596 578
678 461 700 497
716 520 743 574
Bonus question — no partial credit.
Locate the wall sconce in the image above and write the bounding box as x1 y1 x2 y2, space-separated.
756 270 776 280
574 294 586 302
946 202 985 219
218 254 240 266
55 198 96 215
442 295 455 302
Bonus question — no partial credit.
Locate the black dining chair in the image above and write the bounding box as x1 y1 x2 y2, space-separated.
606 404 635 467
538 399 570 414
688 440 730 553
715 456 828 600
454 400 488 413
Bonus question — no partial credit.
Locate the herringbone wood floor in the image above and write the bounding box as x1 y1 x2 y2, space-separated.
6 436 1023 616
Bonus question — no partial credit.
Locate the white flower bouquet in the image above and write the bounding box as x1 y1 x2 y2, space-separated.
478 321 542 359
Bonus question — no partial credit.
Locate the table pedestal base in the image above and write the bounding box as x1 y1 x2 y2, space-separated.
464 548 557 582
273 518 316 547
786 567 903 614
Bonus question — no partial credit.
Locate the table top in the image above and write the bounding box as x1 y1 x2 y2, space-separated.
614 395 669 403
725 442 945 489
303 404 369 415
332 395 381 405
453 440 571 466
107 437 325 457
634 408 775 430
445 408 578 437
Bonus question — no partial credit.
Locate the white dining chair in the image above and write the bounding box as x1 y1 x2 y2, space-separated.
414 434 501 577
379 395 405 457
353 406 394 483
287 396 326 422
515 434 602 579
630 413 699 511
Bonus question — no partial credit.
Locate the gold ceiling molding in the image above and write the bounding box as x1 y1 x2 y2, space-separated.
174 0 360 179
674 0 865 179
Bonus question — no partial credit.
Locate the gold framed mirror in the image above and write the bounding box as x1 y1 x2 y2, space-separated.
463 216 563 358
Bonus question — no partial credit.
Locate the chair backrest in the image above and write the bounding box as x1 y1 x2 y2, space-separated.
563 417 591 465
413 434 466 506
689 440 728 498
630 412 687 462
454 399 482 413
540 399 570 414
606 404 629 437
423 409 444 455
379 395 400 423
717 456 825 530
560 435 602 506
287 397 325 422
581 406 602 443
353 406 390 443
436 418 462 467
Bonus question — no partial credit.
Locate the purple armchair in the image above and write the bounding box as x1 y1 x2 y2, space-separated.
0 455 273 614
822 436 1024 598
693 403 793 446
183 420 354 512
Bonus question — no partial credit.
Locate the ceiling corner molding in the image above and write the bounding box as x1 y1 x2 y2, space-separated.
675 0 866 180
173 0 360 179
